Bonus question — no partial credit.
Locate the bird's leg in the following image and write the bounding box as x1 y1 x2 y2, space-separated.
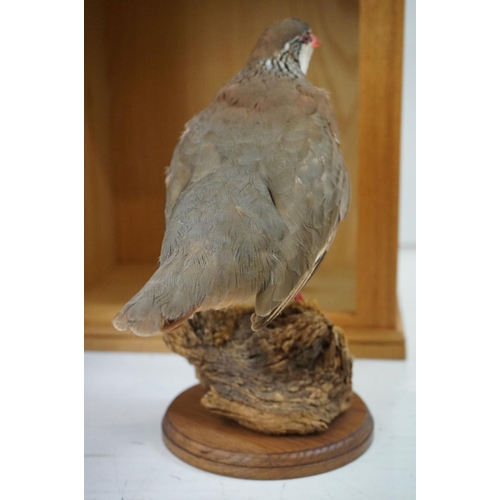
295 292 304 302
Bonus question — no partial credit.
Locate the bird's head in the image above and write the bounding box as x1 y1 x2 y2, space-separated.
247 18 321 76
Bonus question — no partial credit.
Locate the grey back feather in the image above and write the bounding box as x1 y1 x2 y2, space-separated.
113 58 350 336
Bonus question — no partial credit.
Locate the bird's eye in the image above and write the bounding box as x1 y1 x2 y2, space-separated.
301 33 311 43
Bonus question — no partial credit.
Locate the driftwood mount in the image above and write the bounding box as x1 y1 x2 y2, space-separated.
163 301 353 435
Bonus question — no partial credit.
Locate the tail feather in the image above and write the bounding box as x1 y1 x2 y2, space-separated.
112 300 162 337
112 295 195 336
112 267 198 337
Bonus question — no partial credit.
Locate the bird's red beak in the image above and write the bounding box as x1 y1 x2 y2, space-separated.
310 33 321 48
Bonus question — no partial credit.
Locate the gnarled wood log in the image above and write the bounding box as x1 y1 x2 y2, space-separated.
163 302 353 435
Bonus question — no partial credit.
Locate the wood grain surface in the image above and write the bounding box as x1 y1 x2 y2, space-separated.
84 0 116 286
357 0 404 327
162 385 373 479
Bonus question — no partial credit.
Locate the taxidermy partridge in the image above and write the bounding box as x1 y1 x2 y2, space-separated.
113 18 350 336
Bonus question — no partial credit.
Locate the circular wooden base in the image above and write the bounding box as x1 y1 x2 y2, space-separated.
162 385 374 480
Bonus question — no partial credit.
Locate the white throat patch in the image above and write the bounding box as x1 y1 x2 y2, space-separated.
299 43 314 75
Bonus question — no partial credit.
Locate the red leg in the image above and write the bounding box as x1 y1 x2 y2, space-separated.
295 292 304 302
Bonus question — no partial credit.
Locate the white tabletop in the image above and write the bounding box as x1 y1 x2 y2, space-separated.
85 248 415 500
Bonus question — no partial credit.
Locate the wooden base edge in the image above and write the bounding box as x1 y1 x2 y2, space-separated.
161 385 374 480
163 430 374 480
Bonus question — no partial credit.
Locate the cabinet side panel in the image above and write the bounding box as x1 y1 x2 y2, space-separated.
357 0 404 326
84 0 117 286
